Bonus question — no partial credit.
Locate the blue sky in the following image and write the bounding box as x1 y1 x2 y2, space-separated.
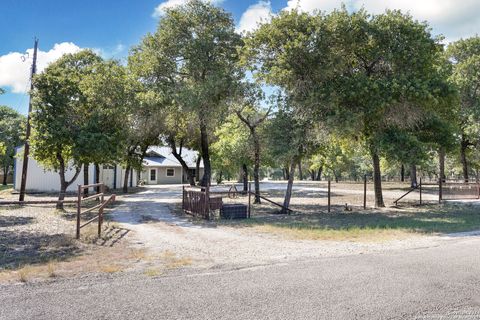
1 0 479 114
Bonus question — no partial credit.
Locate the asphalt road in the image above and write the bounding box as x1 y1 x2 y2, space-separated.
2 235 480 320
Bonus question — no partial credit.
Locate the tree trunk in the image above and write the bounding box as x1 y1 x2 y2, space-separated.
281 160 296 214
57 176 68 210
439 148 446 182
168 139 195 186
242 163 248 193
252 133 261 204
400 164 405 182
310 170 315 181
83 163 89 197
123 164 131 193
217 171 223 184
2 166 8 185
282 168 286 180
410 164 417 188
316 166 322 181
55 152 81 210
297 161 303 180
95 163 100 194
199 123 211 187
371 150 385 208
195 155 201 183
284 166 290 180
333 171 339 183
460 135 469 182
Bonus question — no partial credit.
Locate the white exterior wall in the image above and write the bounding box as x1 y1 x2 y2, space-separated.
14 147 138 192
14 155 94 192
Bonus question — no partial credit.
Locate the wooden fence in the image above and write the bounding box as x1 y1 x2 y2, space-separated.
182 185 223 219
76 183 115 239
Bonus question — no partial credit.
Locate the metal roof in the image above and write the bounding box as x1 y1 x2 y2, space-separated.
143 146 204 168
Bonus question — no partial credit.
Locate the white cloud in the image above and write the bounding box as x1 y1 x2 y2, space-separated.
93 43 126 59
284 0 347 13
355 0 480 42
0 42 81 93
280 0 480 42
237 1 273 33
152 0 224 18
214 0 473 43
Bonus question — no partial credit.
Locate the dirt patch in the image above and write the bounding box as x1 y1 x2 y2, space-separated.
0 204 147 284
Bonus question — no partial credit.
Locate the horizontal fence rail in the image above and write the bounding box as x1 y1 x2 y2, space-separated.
441 181 480 200
76 183 116 239
0 199 76 205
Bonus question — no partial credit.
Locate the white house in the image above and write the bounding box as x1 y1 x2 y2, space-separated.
13 146 203 192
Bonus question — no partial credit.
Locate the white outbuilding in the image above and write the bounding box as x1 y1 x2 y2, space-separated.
13 146 203 192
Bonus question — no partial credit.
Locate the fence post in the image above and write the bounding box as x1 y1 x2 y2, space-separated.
477 179 480 199
248 182 251 218
182 185 185 210
419 177 422 205
76 185 81 239
363 175 367 209
98 207 103 237
327 178 331 213
439 177 443 203
205 184 210 220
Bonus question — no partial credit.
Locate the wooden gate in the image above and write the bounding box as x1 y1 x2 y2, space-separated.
182 186 222 219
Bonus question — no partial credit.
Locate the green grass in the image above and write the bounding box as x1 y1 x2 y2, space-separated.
218 203 480 241
0 184 13 194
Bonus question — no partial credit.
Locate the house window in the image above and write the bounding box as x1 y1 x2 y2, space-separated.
150 169 156 181
166 168 175 177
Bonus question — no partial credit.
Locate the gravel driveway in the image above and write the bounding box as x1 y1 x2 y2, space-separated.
111 185 467 271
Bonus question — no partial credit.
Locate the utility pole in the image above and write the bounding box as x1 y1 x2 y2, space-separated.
19 38 38 201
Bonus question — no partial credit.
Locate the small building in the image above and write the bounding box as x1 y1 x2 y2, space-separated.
140 146 204 185
14 146 137 192
13 145 203 192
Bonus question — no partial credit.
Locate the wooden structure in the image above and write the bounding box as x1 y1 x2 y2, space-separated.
76 183 116 239
182 185 222 219
182 183 294 219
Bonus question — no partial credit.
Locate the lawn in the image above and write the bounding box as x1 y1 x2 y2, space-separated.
0 184 13 194
217 202 480 241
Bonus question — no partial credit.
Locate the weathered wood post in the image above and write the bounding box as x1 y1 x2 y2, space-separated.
205 184 210 220
248 182 252 218
182 185 185 211
439 177 443 203
419 177 422 205
98 207 103 237
99 184 105 237
363 174 367 209
477 178 480 199
76 185 81 239
327 178 331 213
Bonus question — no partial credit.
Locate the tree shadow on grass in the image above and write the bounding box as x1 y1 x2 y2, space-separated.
0 230 81 270
0 216 34 227
219 203 480 236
